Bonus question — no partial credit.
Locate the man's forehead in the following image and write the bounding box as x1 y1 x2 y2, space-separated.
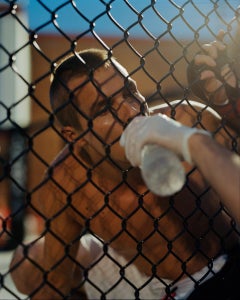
94 61 128 86
67 60 129 94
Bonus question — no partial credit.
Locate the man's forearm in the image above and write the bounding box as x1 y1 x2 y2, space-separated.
189 133 240 224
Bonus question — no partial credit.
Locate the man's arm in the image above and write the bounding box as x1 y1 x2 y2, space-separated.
33 211 81 299
26 180 84 300
187 30 240 133
120 113 240 225
10 238 44 295
188 133 240 224
10 236 88 299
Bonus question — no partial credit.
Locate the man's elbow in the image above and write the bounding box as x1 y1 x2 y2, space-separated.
10 267 31 295
9 246 42 295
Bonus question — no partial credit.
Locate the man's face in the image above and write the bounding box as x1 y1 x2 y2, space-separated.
69 61 149 164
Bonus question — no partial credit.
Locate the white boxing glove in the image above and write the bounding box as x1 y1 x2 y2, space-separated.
120 114 211 167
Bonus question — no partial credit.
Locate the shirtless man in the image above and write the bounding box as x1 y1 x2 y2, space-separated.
10 48 239 299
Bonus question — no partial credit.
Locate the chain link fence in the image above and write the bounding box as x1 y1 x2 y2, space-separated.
0 1 240 299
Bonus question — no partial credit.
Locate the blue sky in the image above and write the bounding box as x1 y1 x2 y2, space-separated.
2 0 240 40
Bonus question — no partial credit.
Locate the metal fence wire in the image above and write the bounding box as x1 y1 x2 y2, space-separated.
0 0 240 299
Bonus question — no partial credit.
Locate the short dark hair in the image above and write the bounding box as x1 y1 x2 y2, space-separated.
50 48 112 129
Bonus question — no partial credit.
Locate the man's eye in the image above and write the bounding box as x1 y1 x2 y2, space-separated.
110 105 118 114
93 102 108 117
100 105 109 113
125 85 140 98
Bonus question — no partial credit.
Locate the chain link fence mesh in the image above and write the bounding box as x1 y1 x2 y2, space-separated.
0 0 240 299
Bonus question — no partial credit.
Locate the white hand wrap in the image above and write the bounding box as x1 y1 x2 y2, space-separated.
120 114 211 166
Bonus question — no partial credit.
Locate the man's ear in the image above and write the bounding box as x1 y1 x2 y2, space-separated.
61 126 85 145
